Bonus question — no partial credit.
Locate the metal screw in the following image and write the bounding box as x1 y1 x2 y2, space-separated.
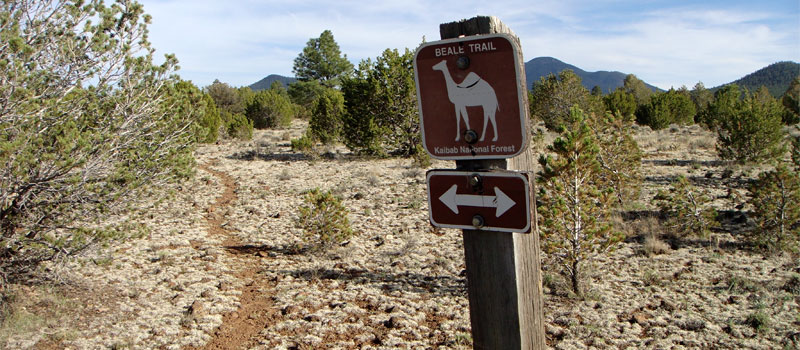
472 215 485 228
456 56 470 69
463 130 478 144
469 174 481 187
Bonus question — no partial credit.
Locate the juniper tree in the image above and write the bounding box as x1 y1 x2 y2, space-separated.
638 88 696 130
341 49 420 157
245 88 295 129
530 70 603 131
747 165 800 253
0 0 199 280
716 87 786 164
537 107 623 296
308 88 345 145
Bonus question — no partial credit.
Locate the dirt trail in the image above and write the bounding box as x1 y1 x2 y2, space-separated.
187 162 278 350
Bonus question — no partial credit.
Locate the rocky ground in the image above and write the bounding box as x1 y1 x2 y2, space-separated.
1 121 798 349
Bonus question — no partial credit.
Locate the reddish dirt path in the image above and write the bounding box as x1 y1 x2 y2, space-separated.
186 162 278 350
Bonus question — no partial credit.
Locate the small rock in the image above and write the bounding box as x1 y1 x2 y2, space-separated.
384 316 399 328
679 319 706 332
187 300 205 317
304 314 321 322
631 312 650 325
660 299 676 312
281 305 299 315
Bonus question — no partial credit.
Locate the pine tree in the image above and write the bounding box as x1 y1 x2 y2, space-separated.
293 30 354 88
0 0 197 280
537 107 623 296
591 112 643 207
747 165 800 252
782 77 800 125
655 176 719 238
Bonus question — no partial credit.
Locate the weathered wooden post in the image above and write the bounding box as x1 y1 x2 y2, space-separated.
414 16 545 349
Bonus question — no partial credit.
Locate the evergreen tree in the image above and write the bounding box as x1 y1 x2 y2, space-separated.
591 112 643 207
167 80 221 143
747 165 800 253
342 49 420 156
782 77 800 125
293 30 354 88
206 80 245 115
308 89 345 145
0 0 196 279
655 176 719 238
245 89 295 129
699 84 740 130
638 89 696 130
690 82 714 121
287 80 328 119
603 88 637 122
530 70 603 131
623 74 653 106
716 87 786 164
537 107 623 296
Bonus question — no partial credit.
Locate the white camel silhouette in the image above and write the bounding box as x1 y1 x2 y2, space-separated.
432 60 499 142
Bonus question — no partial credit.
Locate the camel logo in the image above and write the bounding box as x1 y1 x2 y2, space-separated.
432 60 499 142
414 34 528 160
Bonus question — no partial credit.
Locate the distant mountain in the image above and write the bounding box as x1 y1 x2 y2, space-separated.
524 57 661 94
249 74 297 91
714 61 800 98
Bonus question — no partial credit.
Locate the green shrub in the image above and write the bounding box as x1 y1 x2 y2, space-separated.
222 112 253 141
245 89 295 129
295 189 354 249
290 135 315 154
165 81 221 144
308 89 345 145
655 176 719 238
745 311 770 333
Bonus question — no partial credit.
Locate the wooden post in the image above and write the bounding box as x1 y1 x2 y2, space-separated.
441 16 545 349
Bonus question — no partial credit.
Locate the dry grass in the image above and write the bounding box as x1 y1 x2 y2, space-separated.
642 234 670 256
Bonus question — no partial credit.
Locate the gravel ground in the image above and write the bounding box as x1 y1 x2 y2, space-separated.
2 121 798 349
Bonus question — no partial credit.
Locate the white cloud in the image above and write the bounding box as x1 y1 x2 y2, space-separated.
139 0 799 89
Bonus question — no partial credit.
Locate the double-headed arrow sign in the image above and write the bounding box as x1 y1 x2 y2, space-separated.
439 185 516 217
426 170 531 232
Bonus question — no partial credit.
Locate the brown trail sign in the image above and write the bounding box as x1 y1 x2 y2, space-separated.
415 16 545 350
414 34 528 160
427 170 531 232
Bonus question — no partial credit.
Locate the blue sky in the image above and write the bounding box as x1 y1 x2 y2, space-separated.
139 0 800 90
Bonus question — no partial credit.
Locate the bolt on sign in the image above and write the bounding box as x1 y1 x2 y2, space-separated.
426 170 531 233
414 34 528 160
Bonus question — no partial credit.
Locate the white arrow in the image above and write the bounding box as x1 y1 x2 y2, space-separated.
439 185 516 217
